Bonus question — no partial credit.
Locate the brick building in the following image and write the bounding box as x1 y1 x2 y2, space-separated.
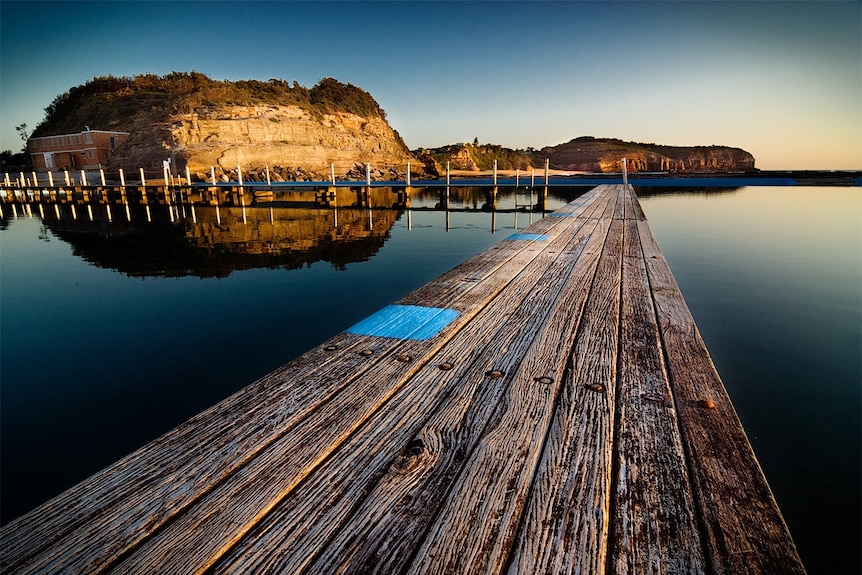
28 129 130 170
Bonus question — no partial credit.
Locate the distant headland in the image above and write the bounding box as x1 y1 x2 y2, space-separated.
10 72 759 181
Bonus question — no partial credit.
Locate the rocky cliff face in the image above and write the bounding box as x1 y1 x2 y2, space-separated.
541 137 756 173
114 104 414 181
33 75 756 181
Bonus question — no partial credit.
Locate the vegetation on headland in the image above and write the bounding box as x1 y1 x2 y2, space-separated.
413 136 757 175
414 140 537 173
30 72 387 140
6 72 760 176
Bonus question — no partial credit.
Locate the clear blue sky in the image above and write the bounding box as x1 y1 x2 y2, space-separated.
1 1 860 170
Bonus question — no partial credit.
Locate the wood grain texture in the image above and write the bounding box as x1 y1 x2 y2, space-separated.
0 185 805 575
0 195 593 575
210 194 611 575
637 216 806 575
110 196 609 575
505 204 622 575
610 217 705 574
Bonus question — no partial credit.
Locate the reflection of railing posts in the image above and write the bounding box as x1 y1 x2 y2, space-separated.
237 165 247 225
366 186 373 231
332 185 339 228
530 187 534 226
120 169 131 222
488 186 498 211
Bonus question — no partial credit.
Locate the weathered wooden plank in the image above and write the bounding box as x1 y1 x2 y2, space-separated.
503 208 623 575
82 190 618 574
0 189 606 575
637 216 806 575
208 192 616 574
609 215 705 574
403 211 620 575
0 184 803 575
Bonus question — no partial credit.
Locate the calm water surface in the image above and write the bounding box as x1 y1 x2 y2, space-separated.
637 186 861 575
1 185 859 574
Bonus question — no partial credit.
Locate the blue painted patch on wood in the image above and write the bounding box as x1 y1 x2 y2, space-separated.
347 304 460 340
507 233 549 241
547 212 573 217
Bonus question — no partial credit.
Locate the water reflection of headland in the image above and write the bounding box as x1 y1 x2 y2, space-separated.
33 203 402 278
0 185 595 277
632 186 743 198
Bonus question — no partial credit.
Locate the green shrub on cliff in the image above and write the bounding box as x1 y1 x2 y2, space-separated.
31 72 386 138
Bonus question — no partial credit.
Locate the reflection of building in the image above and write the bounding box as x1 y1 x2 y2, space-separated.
28 129 130 170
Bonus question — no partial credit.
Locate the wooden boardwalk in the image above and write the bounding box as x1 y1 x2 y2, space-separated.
0 185 805 574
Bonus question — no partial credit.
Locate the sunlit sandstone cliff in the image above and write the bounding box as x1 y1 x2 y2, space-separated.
30 74 415 182
414 138 755 175
30 74 756 180
539 137 756 173
119 105 414 181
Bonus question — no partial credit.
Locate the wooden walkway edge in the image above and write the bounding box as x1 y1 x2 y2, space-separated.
0 184 806 574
